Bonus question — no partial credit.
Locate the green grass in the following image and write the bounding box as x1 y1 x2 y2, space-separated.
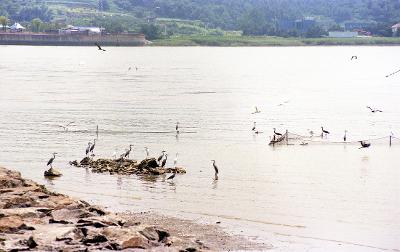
152 35 400 46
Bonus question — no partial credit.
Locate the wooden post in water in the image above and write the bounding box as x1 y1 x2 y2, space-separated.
286 130 289 145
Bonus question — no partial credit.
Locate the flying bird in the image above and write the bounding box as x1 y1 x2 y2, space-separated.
47 153 57 168
58 121 75 131
366 106 382 113
351 56 358 60
385 68 400 78
95 42 106 51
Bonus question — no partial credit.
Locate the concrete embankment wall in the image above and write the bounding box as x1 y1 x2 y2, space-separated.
0 33 147 46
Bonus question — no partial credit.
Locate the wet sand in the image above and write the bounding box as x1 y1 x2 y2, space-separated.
0 166 267 251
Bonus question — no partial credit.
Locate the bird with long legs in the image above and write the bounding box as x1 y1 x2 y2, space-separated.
85 142 92 157
47 153 57 168
124 144 134 159
173 153 179 168
321 127 330 138
157 151 166 164
89 139 96 155
211 160 219 180
161 154 168 168
176 122 180 134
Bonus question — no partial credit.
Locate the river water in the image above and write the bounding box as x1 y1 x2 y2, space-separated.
0 46 399 251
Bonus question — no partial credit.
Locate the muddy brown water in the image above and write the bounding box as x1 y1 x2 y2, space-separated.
0 46 399 251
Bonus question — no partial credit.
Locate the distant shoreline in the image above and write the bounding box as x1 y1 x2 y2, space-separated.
2 34 400 47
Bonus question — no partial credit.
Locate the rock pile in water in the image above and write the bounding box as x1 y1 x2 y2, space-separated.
69 157 186 176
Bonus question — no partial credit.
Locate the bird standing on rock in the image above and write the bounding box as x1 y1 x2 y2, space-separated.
173 153 179 168
157 151 166 164
145 147 150 158
85 142 92 157
89 139 96 155
124 144 134 158
161 154 168 168
47 153 57 168
211 160 219 180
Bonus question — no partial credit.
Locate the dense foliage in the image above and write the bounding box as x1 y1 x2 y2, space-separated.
1 0 400 36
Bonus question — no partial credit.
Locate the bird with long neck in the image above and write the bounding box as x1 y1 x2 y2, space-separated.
359 141 371 149
176 122 180 134
89 139 96 155
211 160 219 180
161 154 168 168
157 151 166 164
144 147 150 158
47 152 57 168
85 142 92 157
321 127 330 137
124 144 134 158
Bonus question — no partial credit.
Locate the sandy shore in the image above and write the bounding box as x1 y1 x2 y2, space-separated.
0 166 267 251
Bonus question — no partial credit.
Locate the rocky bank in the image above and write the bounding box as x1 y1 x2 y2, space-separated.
0 167 266 251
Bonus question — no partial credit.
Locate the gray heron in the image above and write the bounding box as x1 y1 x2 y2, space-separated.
124 144 134 158
157 151 166 164
161 154 168 168
144 147 150 158
47 153 57 168
211 160 219 180
321 127 330 136
89 139 96 154
85 142 92 156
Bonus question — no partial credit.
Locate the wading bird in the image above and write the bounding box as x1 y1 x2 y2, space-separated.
359 141 371 149
321 127 330 137
47 153 57 168
58 121 75 131
161 154 168 168
95 42 106 51
366 106 383 113
344 130 347 142
144 147 150 158
124 144 134 158
89 139 96 154
85 142 92 157
211 160 219 180
157 151 166 164
252 122 257 131
252 106 261 114
273 128 282 136
176 122 179 134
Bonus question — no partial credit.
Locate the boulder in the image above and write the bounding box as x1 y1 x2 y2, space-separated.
138 158 159 170
122 235 149 249
0 215 24 233
44 168 62 177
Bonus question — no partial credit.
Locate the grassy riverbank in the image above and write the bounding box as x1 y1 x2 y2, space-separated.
152 35 400 46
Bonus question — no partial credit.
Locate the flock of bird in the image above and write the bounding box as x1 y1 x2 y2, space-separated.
46 49 393 181
251 104 385 149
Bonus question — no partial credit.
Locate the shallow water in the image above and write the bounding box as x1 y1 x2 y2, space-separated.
0 46 399 251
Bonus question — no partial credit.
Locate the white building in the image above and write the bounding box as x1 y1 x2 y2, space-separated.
59 25 102 35
9 23 25 32
328 31 358 38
